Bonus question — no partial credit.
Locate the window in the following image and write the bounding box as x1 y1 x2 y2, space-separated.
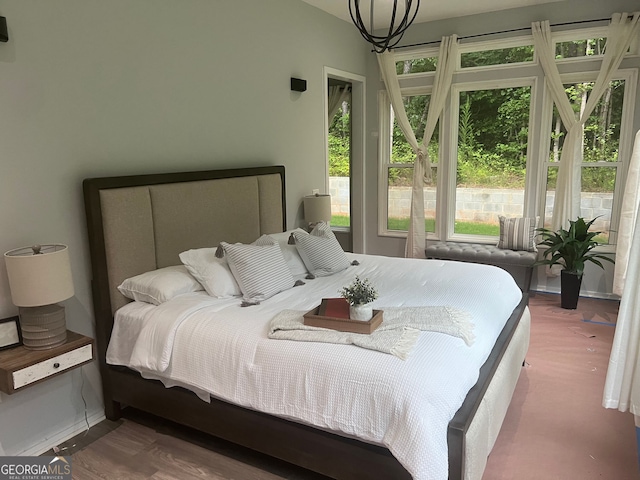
542 74 633 244
453 83 532 238
555 37 606 59
381 90 438 234
459 37 535 69
394 47 439 77
553 27 609 60
395 56 438 75
378 25 638 247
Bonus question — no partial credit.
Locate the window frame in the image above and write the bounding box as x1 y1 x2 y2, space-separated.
394 46 441 80
446 76 538 244
457 35 535 71
378 86 436 239
551 26 610 64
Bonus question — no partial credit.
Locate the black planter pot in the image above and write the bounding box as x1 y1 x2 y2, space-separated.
561 270 583 309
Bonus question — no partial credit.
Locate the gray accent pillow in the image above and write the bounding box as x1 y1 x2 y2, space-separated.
222 240 295 303
292 222 350 277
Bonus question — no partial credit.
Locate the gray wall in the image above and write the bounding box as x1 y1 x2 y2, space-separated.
362 0 640 299
0 0 367 456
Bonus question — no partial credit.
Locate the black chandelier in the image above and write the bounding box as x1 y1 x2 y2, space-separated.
348 0 420 53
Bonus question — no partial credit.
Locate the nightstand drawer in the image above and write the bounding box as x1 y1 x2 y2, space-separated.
12 344 93 389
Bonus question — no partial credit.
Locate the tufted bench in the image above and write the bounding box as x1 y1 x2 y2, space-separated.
425 242 537 292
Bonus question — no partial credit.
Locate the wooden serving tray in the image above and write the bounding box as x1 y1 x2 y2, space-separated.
303 302 383 334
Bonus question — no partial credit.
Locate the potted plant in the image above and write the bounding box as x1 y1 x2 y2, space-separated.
340 276 378 321
535 217 614 309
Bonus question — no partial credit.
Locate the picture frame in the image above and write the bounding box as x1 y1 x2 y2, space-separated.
0 316 22 350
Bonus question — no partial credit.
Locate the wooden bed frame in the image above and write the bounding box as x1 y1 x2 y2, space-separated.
83 165 530 480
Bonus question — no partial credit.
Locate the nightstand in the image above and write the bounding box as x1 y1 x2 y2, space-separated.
0 330 94 394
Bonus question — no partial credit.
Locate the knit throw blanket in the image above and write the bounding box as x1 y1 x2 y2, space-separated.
268 306 474 360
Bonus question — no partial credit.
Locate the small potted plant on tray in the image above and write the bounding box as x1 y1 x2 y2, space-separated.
535 217 614 309
340 276 378 321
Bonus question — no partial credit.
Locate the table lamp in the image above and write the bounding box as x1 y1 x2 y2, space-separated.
4 244 74 350
303 193 332 229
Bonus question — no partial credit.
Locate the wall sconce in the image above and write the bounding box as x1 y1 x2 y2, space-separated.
291 77 307 92
4 244 74 350
303 194 332 229
0 17 8 43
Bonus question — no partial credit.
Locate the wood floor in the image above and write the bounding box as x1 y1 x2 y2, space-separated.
53 293 638 479
66 411 327 479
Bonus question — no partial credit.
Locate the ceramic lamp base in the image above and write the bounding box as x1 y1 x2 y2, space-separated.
18 304 67 350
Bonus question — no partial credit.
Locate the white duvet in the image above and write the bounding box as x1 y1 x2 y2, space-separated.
107 253 522 480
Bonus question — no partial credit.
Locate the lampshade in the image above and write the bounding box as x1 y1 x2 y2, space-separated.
304 194 332 225
4 244 74 306
4 244 74 350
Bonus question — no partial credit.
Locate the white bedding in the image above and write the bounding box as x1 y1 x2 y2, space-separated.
107 253 522 480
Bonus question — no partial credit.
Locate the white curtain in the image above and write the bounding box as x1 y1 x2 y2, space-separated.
328 85 350 122
602 183 640 416
532 13 640 231
377 35 457 258
613 129 640 296
603 130 640 414
601 13 640 453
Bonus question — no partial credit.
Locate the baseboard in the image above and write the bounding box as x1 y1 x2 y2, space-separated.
530 288 619 302
17 409 106 457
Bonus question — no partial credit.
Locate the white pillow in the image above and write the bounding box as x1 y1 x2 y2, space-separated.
266 229 308 277
292 222 350 277
497 216 539 252
179 248 241 298
117 265 203 305
221 241 295 304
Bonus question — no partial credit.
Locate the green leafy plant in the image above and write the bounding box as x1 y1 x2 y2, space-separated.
339 276 378 306
535 217 614 276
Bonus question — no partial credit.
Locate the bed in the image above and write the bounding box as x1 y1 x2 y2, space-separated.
83 165 530 480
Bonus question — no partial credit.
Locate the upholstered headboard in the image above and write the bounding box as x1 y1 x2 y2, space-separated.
83 166 285 362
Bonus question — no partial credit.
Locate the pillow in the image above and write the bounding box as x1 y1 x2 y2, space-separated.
253 234 277 247
266 229 308 276
117 265 203 305
497 216 538 252
292 221 350 277
179 248 241 298
221 241 296 304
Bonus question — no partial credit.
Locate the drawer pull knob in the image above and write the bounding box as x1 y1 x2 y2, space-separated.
53 362 60 368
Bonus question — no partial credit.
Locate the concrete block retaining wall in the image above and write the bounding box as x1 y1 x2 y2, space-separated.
330 177 612 229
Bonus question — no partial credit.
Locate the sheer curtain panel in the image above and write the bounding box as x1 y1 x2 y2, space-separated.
604 130 640 443
602 184 640 448
532 13 640 231
613 133 640 297
328 85 350 122
377 35 457 258
600 14 640 468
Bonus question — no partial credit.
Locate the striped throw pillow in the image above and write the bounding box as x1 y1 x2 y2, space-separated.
293 222 350 277
497 216 538 252
222 241 295 304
